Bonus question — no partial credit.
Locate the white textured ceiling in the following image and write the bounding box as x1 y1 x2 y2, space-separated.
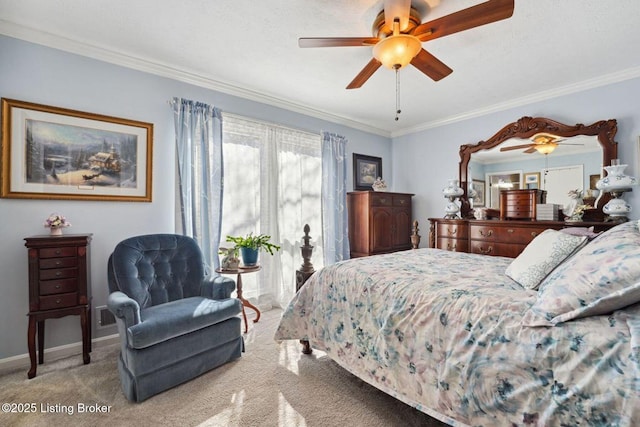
1 0 640 137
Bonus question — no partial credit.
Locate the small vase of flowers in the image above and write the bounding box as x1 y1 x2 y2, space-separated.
44 213 71 236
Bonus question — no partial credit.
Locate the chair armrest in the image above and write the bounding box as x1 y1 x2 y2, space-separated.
107 291 141 328
202 276 236 300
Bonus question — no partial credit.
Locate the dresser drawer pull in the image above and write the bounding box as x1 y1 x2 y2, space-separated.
55 272 61 277
56 299 61 304
447 243 457 251
507 229 514 233
447 227 457 236
398 199 406 205
55 249 61 255
55 285 60 289
479 229 493 237
531 232 538 237
478 246 493 255
379 198 387 204
55 261 62 266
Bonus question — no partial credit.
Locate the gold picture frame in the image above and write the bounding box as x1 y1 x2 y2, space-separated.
1 98 153 202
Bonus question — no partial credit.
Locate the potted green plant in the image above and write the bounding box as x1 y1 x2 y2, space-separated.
225 233 281 267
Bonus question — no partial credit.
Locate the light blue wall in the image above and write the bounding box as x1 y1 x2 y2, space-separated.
0 35 391 359
3 32 639 360
392 78 640 237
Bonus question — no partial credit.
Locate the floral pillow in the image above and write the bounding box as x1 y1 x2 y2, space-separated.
522 220 640 326
505 229 587 290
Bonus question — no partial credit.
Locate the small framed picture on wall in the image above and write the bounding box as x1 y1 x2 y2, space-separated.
353 153 382 191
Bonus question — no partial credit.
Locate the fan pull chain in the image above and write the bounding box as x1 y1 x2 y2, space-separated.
395 65 401 121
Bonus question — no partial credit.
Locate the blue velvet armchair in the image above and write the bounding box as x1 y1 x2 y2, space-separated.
107 234 243 402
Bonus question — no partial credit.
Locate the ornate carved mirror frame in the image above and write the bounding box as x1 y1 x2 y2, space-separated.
458 116 618 218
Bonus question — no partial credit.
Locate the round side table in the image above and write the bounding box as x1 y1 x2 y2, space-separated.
216 265 261 333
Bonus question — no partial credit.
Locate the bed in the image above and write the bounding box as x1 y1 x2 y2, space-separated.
274 220 640 426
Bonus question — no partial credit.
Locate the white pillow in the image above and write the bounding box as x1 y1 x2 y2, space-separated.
505 229 587 290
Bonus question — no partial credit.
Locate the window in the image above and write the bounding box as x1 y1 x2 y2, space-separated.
221 114 324 308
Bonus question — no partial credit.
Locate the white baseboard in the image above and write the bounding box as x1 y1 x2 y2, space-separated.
0 334 119 372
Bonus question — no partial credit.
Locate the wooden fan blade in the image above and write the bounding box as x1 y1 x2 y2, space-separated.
413 0 514 41
299 37 378 48
500 143 534 152
346 58 382 89
524 147 537 154
410 49 453 81
384 0 411 32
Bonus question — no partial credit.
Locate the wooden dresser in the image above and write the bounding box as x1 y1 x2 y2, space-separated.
24 234 92 378
429 219 615 258
348 191 413 257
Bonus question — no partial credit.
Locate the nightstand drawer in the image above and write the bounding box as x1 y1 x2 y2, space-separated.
40 257 78 269
39 247 76 258
39 292 78 310
40 278 78 295
40 267 78 281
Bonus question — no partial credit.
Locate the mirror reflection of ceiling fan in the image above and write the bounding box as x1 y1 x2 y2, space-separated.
298 0 515 89
499 133 584 155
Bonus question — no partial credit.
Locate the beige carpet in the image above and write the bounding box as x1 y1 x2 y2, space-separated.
0 309 448 427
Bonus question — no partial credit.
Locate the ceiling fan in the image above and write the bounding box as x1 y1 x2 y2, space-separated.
299 0 515 89
499 133 584 155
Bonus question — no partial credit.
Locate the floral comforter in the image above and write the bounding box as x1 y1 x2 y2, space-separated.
274 249 640 426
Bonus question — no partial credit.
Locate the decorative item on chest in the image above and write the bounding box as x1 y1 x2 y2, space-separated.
43 213 71 236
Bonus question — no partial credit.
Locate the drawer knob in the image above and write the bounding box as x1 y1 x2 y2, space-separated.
531 232 538 237
55 272 61 277
55 249 61 255
56 299 61 304
507 229 514 233
380 198 387 204
399 199 406 205
447 243 457 251
55 261 61 266
55 285 60 289
479 229 493 237
447 227 457 235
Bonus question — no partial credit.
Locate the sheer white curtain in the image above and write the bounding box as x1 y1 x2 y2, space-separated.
172 97 223 271
321 131 349 264
221 114 323 308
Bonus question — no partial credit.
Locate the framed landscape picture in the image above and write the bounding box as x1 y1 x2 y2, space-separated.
353 153 382 191
1 98 153 201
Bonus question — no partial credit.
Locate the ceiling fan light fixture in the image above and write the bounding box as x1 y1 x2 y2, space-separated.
373 34 421 69
534 142 558 155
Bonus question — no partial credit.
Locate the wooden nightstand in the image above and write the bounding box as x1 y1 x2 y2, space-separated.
24 234 92 379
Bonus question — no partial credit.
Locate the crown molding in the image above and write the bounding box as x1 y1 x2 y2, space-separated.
0 20 391 138
4 19 639 141
391 66 640 138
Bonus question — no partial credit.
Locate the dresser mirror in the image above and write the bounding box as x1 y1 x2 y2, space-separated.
458 116 618 218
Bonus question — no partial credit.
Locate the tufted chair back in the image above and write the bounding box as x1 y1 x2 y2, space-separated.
108 234 206 309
